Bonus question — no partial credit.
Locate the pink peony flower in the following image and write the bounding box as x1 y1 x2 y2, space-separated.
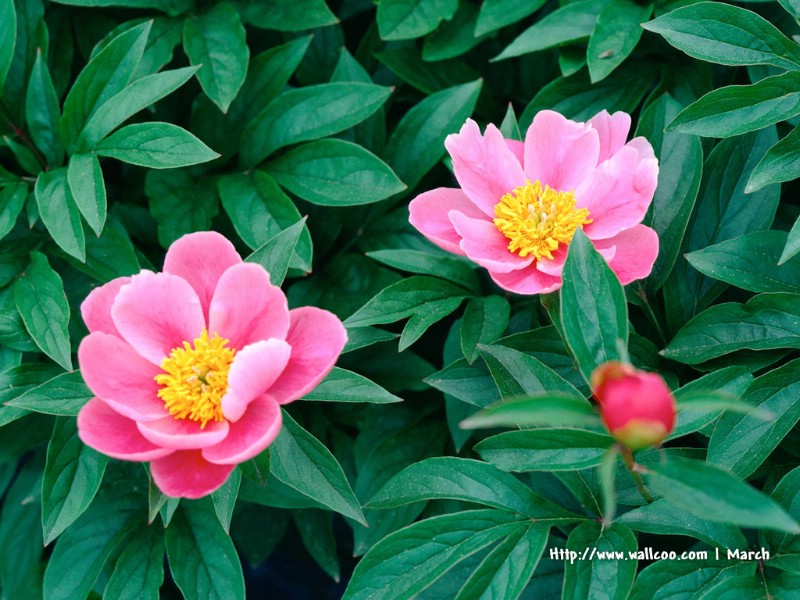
408 110 660 294
591 361 676 449
77 232 347 498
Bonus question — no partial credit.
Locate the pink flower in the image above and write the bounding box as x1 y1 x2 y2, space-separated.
591 362 676 449
408 110 659 294
77 232 347 499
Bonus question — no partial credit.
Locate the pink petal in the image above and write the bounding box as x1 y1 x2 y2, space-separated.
588 111 631 163
592 225 659 285
78 397 173 461
505 139 525 166
222 339 291 422
577 147 658 240
445 120 527 216
208 263 290 351
163 231 242 321
111 271 205 366
81 277 131 337
150 450 235 499
489 266 562 295
203 395 282 464
524 111 600 191
626 137 656 160
78 332 168 422
408 188 485 255
269 307 347 404
449 210 533 274
137 416 230 450
535 246 568 276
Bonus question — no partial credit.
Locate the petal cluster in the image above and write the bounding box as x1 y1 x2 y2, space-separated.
591 361 676 449
409 110 660 294
77 232 347 498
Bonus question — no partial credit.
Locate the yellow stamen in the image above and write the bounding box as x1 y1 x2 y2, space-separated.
155 329 235 429
493 180 592 260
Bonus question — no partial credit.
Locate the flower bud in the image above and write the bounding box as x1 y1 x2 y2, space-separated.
591 362 676 450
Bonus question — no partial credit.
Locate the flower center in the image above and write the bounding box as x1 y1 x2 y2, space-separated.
493 180 592 260
154 329 235 429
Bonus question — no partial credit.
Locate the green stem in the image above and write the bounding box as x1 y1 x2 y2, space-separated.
619 445 653 504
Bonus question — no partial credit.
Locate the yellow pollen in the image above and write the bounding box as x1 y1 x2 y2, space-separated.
493 180 592 260
155 329 235 429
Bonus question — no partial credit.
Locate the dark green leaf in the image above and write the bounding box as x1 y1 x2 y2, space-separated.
779 214 800 265
642 2 800 69
183 3 248 113
245 218 306 287
104 526 164 600
67 153 107 235
266 139 406 206
234 0 337 31
25 50 62 166
766 466 800 554
42 417 107 544
564 522 637 600
367 249 478 291
460 394 600 430
0 0 14 90
241 83 392 167
377 0 458 41
644 458 800 533
5 370 90 415
302 367 402 404
14 252 72 370
0 182 28 241
748 123 800 192
630 558 753 600
587 0 652 83
560 229 628 382
475 0 546 36
34 168 85 262
211 468 240 534
145 168 219 247
384 80 482 189
270 410 366 525
293 509 340 582
95 122 219 168
478 343 583 399
422 4 486 62
475 429 615 472
663 293 800 364
165 498 245 600
460 296 510 364
238 450 270 487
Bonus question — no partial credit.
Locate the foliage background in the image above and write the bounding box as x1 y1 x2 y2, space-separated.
3 0 800 598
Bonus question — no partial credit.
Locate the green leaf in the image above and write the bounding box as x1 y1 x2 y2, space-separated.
384 80 482 189
95 122 219 168
663 293 800 364
475 0 546 36
686 231 800 293
560 229 628 381
60 21 151 149
67 221 141 283
42 417 107 544
668 71 800 138
367 249 478 292
367 457 580 519
587 0 652 83
67 153 107 236
644 458 800 534
266 139 406 206
478 343 583 399
376 45 479 95
766 466 800 554
104 526 165 600
455 523 549 600
183 3 248 113
25 50 63 166
748 122 800 192
377 0 458 41
422 4 486 62
475 429 615 472
14 252 72 370
617 499 748 550
460 394 600 430
342 510 527 600
238 449 270 487
302 367 402 404
217 170 312 270
779 214 800 265
78 65 198 149
642 2 800 69
460 296 510 364
494 0 608 61
235 0 337 31
564 522 637 600
599 445 618 525
240 82 392 168
0 182 28 241
165 498 245 600
708 358 800 478
34 168 86 262
292 509 340 582
211 468 240 534
270 410 366 525
630 558 753 600
245 218 306 287
5 370 91 415
0 0 15 91
145 168 219 247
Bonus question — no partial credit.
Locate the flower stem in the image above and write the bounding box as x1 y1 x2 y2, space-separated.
619 445 653 504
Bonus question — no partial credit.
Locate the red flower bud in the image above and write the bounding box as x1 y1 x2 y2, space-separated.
591 362 676 450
